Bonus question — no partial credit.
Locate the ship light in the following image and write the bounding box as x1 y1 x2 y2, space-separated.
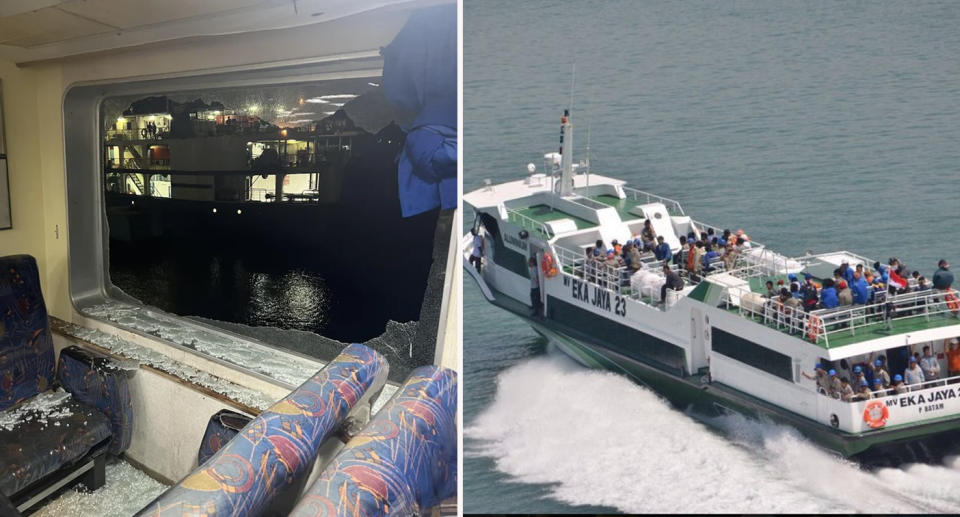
281 129 288 137
237 209 242 215
212 208 217 214
248 105 259 113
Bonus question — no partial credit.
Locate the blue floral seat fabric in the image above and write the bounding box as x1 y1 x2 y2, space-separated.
135 343 387 517
197 409 252 466
0 255 55 411
56 346 134 455
290 365 458 517
0 396 111 496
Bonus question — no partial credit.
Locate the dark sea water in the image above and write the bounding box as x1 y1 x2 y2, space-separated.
464 0 960 513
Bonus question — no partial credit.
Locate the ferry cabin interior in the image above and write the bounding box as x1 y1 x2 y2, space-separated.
465 168 960 451
0 1 458 515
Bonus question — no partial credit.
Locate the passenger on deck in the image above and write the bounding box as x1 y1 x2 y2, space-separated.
892 374 907 394
828 369 842 397
851 271 870 305
852 365 867 387
641 219 657 251
628 244 643 272
595 239 606 254
933 259 954 290
947 339 960 379
721 241 738 271
872 359 891 388
852 380 873 401
693 242 706 276
872 378 886 397
840 261 855 284
917 276 930 291
605 249 622 269
801 363 831 394
654 236 672 262
612 239 622 256
788 273 802 295
840 378 856 401
469 228 484 273
920 345 941 381
702 244 720 273
905 356 925 388
674 236 687 268
780 287 801 314
765 281 777 298
837 280 853 306
661 263 684 305
820 279 839 309
801 274 820 311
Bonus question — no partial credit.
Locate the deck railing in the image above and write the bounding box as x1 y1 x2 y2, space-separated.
725 286 960 348
621 186 685 216
506 209 554 239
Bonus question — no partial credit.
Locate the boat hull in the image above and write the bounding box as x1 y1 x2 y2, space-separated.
469 265 960 464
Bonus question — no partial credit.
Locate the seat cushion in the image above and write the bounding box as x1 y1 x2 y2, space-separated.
0 392 111 497
0 255 56 412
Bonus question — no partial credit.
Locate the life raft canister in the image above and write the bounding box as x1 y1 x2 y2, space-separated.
863 400 890 429
541 253 558 278
945 288 960 315
806 314 824 343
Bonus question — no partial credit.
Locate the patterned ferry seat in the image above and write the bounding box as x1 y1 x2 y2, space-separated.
136 343 388 517
0 254 131 508
290 365 458 517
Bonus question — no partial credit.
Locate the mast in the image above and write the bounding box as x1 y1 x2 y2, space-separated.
559 109 574 196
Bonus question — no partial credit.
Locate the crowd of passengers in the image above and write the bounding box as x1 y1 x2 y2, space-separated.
765 257 954 316
581 222 754 289
801 339 960 402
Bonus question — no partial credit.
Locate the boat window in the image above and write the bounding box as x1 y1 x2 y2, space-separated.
711 328 793 381
65 57 453 384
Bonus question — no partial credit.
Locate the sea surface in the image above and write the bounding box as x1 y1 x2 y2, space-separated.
463 0 960 513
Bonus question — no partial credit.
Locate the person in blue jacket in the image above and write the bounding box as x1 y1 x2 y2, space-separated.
654 236 672 262
702 244 720 272
820 278 839 309
851 271 870 304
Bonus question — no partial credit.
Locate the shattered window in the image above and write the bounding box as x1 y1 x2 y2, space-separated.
99 78 441 382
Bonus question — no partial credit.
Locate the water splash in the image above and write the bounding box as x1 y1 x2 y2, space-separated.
466 353 960 513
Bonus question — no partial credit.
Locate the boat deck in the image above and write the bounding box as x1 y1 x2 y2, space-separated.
591 194 647 222
728 299 960 349
508 204 595 237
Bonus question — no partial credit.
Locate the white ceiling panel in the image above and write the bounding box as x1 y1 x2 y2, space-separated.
57 0 275 30
0 7 114 47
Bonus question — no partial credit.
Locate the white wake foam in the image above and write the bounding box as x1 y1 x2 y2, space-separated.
466 353 960 513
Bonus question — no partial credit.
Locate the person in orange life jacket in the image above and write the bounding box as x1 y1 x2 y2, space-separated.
945 338 960 381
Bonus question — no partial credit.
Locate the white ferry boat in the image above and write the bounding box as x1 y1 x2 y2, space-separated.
463 109 960 463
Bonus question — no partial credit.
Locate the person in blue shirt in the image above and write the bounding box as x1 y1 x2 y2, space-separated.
654 236 672 262
702 244 720 272
820 279 839 309
840 261 855 284
851 271 870 304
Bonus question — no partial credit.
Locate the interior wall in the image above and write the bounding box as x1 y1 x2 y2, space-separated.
0 60 48 292
0 5 421 322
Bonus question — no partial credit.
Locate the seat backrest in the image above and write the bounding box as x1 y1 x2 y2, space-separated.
135 343 387 517
0 255 54 412
290 365 457 517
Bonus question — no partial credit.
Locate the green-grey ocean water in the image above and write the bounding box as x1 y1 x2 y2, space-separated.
464 0 960 513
